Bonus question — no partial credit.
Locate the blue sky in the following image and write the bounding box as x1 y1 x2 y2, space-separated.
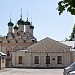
0 0 74 41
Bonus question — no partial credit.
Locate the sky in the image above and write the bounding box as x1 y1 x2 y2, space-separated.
0 0 74 41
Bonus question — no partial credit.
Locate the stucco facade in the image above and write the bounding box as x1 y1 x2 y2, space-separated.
12 50 28 67
12 37 72 68
0 16 37 67
0 52 6 69
0 14 75 68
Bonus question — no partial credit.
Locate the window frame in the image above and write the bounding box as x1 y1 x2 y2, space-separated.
57 56 62 64
2 57 4 63
18 56 22 64
34 56 39 64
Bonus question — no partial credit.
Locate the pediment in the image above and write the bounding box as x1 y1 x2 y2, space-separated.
28 37 71 53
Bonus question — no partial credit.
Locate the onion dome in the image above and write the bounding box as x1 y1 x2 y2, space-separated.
17 18 25 25
8 19 14 26
25 17 30 25
17 8 25 25
30 25 34 29
30 21 34 29
14 25 18 30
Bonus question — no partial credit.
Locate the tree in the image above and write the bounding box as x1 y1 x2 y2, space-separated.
57 0 75 15
69 24 75 41
65 38 69 41
64 24 75 41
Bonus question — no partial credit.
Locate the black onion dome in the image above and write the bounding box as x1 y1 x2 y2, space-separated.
25 18 30 25
17 19 25 25
30 25 34 29
8 20 14 26
14 25 18 30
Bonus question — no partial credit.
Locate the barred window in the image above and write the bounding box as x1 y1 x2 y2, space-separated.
34 56 39 64
57 56 62 64
18 56 22 64
2 57 4 63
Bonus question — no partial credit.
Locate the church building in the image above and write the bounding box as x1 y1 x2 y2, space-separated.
0 13 37 67
0 11 75 68
12 37 71 68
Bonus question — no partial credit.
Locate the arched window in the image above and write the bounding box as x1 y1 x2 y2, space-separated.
7 51 10 56
6 47 12 56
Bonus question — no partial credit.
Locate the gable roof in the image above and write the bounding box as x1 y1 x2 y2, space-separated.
28 37 71 49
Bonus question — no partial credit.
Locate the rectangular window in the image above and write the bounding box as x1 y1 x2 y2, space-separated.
2 57 4 63
18 56 22 64
34 56 39 64
57 56 62 64
46 56 50 64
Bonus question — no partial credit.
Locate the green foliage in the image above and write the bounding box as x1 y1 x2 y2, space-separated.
65 24 75 41
57 0 75 15
65 38 69 41
69 24 75 41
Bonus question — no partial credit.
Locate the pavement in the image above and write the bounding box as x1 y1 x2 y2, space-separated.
0 68 64 75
